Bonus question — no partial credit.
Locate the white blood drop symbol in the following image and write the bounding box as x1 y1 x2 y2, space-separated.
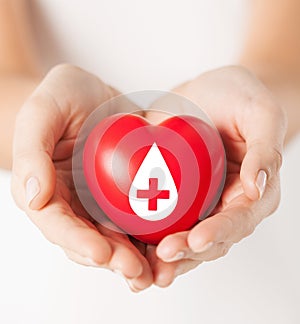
129 142 178 221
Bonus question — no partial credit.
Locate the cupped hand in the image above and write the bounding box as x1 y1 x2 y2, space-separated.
145 66 287 287
11 64 153 292
11 64 288 291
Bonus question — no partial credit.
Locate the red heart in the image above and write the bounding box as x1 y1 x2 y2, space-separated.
83 113 226 244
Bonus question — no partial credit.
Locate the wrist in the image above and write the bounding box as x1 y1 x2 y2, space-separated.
240 61 300 145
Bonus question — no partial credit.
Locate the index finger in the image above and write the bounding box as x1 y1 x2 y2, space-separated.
187 181 279 253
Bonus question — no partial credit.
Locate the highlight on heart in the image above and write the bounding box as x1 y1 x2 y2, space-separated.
72 90 226 244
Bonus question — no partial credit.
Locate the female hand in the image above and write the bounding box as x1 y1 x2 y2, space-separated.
145 66 287 287
11 64 153 292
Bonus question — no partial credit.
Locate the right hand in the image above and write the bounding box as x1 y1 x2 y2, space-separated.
11 64 153 292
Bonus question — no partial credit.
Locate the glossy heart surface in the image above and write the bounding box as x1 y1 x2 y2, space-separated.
83 113 226 244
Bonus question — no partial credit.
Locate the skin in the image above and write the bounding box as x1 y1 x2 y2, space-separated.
145 67 286 286
0 0 43 169
1 1 299 291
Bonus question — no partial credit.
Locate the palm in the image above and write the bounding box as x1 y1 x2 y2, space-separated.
50 115 151 282
148 67 284 287
12 65 285 290
215 126 247 212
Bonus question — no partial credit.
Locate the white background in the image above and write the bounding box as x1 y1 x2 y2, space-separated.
0 1 299 323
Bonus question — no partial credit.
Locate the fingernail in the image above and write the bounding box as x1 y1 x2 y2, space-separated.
194 241 213 253
127 280 141 293
26 177 40 207
113 269 125 278
84 257 101 267
256 170 267 199
163 251 185 262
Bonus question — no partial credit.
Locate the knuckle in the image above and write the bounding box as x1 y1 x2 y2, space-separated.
205 243 231 262
265 176 281 216
222 206 256 243
13 150 35 164
12 151 52 188
41 209 71 246
217 213 235 241
49 63 80 75
218 242 233 259
266 147 283 178
252 92 279 112
239 208 256 239
220 65 248 77
14 148 53 166
219 245 230 258
272 148 283 171
88 245 110 266
242 218 256 238
247 143 283 179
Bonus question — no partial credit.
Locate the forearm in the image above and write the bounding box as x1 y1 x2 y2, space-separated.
0 1 42 169
0 0 41 75
0 74 40 169
240 0 300 144
242 0 300 72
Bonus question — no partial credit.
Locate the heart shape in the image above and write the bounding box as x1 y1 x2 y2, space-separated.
83 113 226 244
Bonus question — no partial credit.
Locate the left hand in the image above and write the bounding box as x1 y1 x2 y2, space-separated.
145 66 287 287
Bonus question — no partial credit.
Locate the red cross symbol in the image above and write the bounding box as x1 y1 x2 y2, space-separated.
136 178 170 211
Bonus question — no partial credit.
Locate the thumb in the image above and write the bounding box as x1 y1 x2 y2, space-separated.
11 95 62 210
239 101 287 200
240 144 282 200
